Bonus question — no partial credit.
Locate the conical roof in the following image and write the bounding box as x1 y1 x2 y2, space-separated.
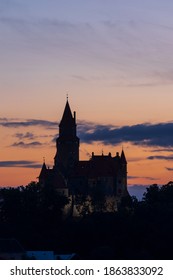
59 100 74 127
39 162 47 178
121 149 127 164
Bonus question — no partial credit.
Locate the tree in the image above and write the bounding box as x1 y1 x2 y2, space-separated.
38 182 69 224
142 184 160 204
75 194 91 217
0 181 69 227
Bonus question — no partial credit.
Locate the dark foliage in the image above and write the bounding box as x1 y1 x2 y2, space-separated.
0 182 69 250
1 181 173 259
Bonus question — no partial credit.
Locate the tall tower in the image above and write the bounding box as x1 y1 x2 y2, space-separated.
54 98 79 174
120 149 128 195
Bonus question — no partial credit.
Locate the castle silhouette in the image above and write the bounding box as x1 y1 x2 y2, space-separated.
39 99 129 212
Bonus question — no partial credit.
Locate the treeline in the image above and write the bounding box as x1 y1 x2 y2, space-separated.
0 182 69 250
0 181 173 259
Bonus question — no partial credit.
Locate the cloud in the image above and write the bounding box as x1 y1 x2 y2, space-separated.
0 118 57 129
165 167 173 171
2 117 173 149
15 132 35 140
0 16 80 39
0 160 41 168
15 132 56 142
128 157 144 162
151 148 173 153
79 121 173 147
0 16 96 59
147 155 173 161
11 141 43 148
70 75 88 81
128 176 157 181
1 3 173 89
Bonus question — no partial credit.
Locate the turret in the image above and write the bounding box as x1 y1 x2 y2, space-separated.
120 149 128 195
39 161 47 187
54 98 80 174
59 100 76 138
121 149 127 164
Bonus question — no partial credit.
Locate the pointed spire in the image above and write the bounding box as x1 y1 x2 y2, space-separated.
39 160 47 178
42 158 47 170
121 149 127 164
59 98 74 127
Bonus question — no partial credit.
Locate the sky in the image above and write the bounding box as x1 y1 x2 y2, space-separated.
1 0 173 198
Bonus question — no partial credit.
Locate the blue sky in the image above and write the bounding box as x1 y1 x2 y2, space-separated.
2 0 173 94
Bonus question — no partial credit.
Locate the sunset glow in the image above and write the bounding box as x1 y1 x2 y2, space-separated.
0 0 173 198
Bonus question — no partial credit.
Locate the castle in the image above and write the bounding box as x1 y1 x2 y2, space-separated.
39 99 129 213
